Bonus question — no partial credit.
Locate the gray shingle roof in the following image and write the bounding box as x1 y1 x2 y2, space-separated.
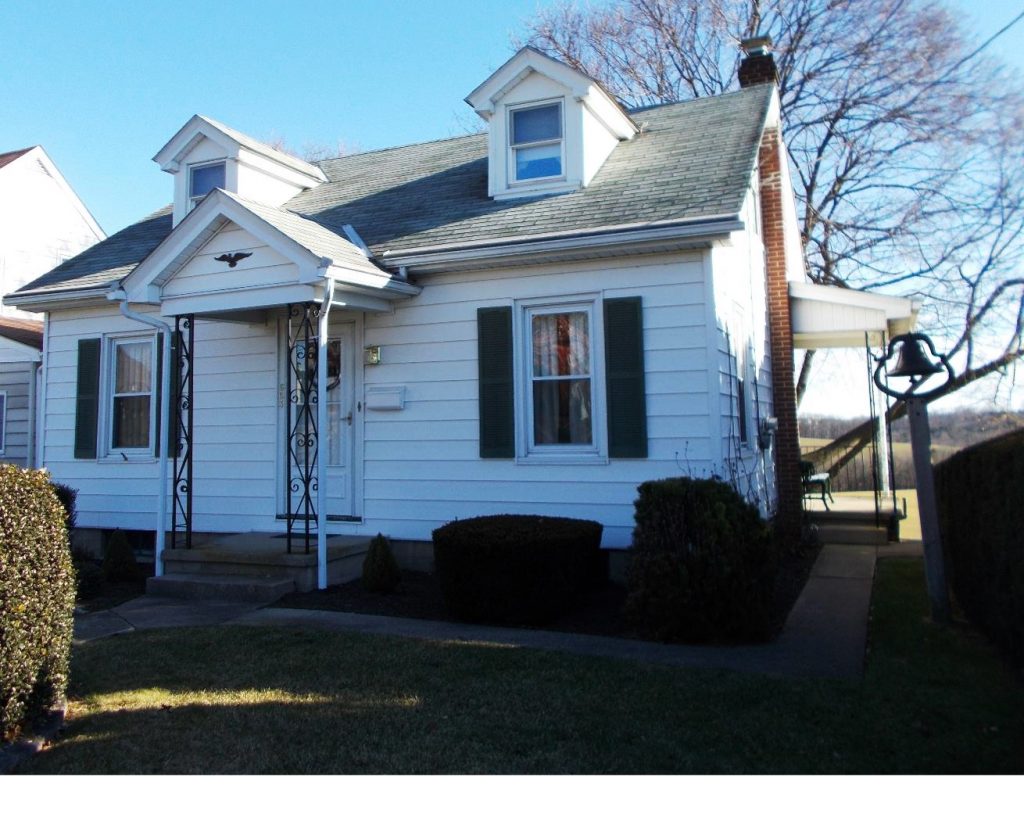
10 84 772 299
11 207 172 296
291 84 773 255
224 191 389 278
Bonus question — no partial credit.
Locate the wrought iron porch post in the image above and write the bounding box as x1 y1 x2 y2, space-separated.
171 314 194 549
286 303 319 554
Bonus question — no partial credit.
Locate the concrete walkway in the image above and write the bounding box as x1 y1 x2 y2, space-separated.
74 542 920 679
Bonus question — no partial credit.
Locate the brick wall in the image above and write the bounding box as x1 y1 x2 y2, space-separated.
758 126 802 529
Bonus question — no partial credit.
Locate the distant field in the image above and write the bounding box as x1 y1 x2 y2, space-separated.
799 437 959 491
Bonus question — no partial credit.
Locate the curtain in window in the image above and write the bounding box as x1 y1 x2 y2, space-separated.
112 342 152 449
531 311 592 445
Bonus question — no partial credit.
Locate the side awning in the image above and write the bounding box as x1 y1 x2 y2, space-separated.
789 282 919 349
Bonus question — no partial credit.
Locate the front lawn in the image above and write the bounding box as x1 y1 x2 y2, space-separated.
17 559 1024 773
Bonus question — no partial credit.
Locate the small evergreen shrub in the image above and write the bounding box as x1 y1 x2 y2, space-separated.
432 514 603 624
50 482 77 534
936 428 1024 666
625 477 778 643
0 465 76 742
102 529 143 584
362 533 401 593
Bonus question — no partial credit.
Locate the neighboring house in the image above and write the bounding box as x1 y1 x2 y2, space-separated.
0 145 105 318
0 145 105 467
0 317 43 467
6 42 915 588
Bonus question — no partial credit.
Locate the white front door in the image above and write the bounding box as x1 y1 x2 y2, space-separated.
323 322 356 519
282 317 356 522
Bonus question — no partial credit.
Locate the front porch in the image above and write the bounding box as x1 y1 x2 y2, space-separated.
149 532 372 600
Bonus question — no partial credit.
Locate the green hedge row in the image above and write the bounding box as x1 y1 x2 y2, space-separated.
0 465 76 742
626 476 778 643
432 514 604 624
935 428 1024 666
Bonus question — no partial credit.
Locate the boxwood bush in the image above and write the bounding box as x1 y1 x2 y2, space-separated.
935 428 1024 666
1 465 76 743
362 533 401 593
625 477 778 643
432 514 604 624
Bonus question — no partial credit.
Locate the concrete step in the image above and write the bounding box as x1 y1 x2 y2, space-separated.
814 522 888 546
146 573 295 603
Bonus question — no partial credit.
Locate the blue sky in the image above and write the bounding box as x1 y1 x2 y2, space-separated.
2 0 1022 413
4 0 1021 236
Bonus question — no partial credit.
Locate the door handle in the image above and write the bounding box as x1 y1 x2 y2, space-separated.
344 412 353 425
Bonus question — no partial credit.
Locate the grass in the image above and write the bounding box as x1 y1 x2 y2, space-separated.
17 559 1023 774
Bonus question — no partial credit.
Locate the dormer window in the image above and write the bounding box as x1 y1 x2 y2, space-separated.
510 102 563 182
188 161 226 210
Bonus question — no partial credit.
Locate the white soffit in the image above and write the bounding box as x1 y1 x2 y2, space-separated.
789 281 919 349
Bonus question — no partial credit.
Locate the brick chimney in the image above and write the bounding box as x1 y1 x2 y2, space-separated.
738 35 778 88
743 35 802 531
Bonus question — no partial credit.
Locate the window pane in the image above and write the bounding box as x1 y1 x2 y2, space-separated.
115 342 152 393
533 379 592 445
112 396 151 448
515 145 561 180
512 104 561 144
191 163 225 199
532 311 589 377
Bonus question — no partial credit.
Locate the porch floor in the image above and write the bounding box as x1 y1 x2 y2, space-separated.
157 531 371 594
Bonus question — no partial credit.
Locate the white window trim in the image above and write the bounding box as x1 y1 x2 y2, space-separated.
100 334 158 459
188 159 227 210
515 295 607 464
0 391 6 455
507 100 565 186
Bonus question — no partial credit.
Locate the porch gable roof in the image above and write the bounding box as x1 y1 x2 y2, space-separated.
120 189 412 312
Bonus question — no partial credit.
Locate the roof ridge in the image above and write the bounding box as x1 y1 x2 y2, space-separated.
628 83 769 115
315 131 484 166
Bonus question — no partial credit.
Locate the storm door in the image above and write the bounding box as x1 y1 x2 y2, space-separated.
282 313 355 530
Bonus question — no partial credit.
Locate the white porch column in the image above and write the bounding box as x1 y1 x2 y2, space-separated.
316 280 335 589
874 380 892 495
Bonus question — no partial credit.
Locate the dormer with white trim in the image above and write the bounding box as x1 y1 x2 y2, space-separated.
465 47 638 200
153 115 327 227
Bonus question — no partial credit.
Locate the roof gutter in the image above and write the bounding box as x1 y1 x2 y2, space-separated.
381 214 744 273
110 288 172 578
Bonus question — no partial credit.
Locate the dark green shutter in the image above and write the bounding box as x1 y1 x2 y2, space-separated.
74 338 101 459
604 297 647 458
477 306 514 458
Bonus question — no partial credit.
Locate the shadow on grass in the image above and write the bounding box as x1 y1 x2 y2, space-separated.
17 560 1024 774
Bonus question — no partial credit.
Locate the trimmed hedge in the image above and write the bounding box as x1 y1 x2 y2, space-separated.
935 428 1024 666
0 465 76 743
432 514 604 624
625 477 778 643
362 533 401 593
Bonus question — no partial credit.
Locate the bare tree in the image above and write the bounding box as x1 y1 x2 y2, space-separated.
519 0 1024 409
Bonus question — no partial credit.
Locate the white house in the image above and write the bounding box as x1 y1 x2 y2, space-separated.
7 42 916 591
0 145 105 467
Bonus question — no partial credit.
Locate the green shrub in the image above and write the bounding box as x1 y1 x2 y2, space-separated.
50 482 77 534
432 514 604 624
625 477 778 643
102 529 143 584
935 428 1024 666
362 533 401 593
0 465 76 743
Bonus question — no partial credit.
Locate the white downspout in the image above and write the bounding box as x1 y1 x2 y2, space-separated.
316 277 335 589
112 289 172 577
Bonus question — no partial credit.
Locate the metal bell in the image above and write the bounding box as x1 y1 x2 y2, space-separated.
887 334 941 378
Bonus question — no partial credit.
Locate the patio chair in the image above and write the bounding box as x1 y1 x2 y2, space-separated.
800 460 833 510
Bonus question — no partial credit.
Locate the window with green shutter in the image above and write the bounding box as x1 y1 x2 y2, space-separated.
604 297 648 458
74 338 102 459
477 296 647 461
477 306 514 458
